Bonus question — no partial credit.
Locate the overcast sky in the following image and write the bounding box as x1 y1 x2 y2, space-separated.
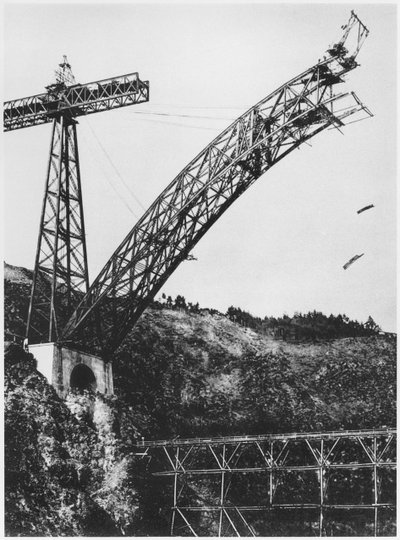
2 2 397 331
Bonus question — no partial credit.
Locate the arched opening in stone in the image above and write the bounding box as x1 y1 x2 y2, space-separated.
70 364 97 392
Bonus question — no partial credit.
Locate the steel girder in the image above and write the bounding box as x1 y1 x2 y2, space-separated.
61 12 372 356
4 72 149 131
26 116 89 343
135 428 396 537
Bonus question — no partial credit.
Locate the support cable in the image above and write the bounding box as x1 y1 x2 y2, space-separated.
148 102 248 111
129 110 236 121
84 117 147 212
79 127 139 219
129 116 222 132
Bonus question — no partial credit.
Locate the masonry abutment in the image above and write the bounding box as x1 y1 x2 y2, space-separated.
28 343 113 398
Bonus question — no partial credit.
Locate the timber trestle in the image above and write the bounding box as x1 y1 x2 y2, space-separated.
135 428 396 536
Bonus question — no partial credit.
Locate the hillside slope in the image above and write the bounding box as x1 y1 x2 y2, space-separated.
3 262 396 535
114 307 396 438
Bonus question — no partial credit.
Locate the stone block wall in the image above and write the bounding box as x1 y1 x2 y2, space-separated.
29 343 113 398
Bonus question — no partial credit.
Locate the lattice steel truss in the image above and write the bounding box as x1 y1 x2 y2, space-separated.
136 429 396 537
61 11 372 357
4 71 149 131
4 58 149 343
26 116 89 342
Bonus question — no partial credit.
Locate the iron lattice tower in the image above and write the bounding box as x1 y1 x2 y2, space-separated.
4 57 150 343
29 109 89 342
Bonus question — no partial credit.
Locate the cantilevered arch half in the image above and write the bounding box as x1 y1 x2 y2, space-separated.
61 12 372 357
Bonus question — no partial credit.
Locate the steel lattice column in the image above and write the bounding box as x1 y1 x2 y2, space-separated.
26 115 89 343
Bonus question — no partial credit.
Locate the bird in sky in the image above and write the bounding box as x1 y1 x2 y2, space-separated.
343 253 364 270
357 204 374 214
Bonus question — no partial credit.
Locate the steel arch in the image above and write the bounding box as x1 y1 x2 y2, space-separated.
61 12 372 356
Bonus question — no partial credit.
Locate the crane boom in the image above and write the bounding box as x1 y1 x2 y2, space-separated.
4 72 149 131
60 12 372 357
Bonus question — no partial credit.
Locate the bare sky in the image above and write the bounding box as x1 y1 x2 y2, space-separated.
2 2 397 331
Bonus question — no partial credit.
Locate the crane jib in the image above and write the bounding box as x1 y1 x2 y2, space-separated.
3 72 149 131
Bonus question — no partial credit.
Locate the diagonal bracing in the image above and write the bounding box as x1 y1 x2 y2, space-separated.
136 428 396 537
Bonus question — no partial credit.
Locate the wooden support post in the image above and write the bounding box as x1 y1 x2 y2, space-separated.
319 438 324 537
373 436 378 537
170 446 179 536
269 441 274 507
218 444 226 537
